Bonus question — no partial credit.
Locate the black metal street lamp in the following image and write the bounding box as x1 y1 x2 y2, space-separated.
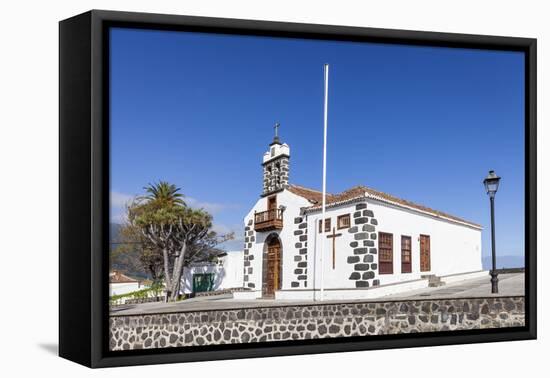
483 170 501 294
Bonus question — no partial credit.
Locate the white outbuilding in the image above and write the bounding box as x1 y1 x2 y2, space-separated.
109 270 145 296
181 251 244 295
237 132 484 300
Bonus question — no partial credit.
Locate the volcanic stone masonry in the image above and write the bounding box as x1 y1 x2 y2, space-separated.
262 156 290 195
110 296 525 351
291 216 308 288
347 201 379 288
242 219 255 289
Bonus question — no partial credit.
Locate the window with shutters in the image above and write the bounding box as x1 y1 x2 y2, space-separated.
401 235 412 273
318 218 331 233
379 232 394 274
337 214 351 229
420 234 431 272
275 163 281 186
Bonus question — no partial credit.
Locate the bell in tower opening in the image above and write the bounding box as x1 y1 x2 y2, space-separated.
262 123 290 196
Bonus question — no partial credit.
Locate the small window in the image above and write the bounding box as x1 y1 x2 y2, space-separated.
271 147 275 157
379 232 394 274
337 214 351 229
401 235 412 273
318 218 331 233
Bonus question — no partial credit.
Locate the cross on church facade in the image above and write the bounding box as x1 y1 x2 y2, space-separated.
326 227 342 269
274 122 280 137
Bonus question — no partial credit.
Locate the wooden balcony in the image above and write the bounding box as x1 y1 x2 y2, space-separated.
254 209 283 232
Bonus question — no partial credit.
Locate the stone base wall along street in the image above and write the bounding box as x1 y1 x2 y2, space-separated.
109 296 525 351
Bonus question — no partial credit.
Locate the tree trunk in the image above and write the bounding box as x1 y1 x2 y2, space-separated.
168 242 187 301
162 247 172 302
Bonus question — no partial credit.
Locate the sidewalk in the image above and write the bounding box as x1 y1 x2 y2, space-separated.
110 272 525 316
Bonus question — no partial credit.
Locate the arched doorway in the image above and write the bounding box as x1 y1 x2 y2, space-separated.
262 234 282 298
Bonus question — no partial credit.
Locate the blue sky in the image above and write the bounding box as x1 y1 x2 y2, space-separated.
110 27 525 262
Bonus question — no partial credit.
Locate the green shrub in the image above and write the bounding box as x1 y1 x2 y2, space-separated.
109 286 163 305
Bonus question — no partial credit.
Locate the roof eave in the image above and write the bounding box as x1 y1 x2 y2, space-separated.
304 192 482 230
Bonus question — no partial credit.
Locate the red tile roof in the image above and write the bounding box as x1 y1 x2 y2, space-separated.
288 184 481 229
109 270 140 284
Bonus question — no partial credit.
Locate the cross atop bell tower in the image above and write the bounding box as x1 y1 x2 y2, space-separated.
272 122 281 145
262 123 290 196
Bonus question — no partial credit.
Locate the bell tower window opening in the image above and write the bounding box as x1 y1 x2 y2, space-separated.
261 122 290 196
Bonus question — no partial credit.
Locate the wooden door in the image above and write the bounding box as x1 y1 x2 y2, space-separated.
401 236 412 273
192 273 214 293
378 232 393 274
420 234 431 272
267 196 277 221
268 196 277 210
264 238 281 297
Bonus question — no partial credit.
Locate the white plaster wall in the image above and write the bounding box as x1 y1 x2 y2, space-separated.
263 143 290 163
220 251 245 288
307 203 367 291
109 282 143 297
305 199 482 290
368 200 482 286
243 189 312 295
181 250 244 294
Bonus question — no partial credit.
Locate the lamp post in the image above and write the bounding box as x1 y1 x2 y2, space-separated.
483 170 501 294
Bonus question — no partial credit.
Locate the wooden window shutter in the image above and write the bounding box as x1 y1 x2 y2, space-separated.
379 232 393 274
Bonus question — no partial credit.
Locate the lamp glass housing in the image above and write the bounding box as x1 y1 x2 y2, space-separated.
483 171 501 198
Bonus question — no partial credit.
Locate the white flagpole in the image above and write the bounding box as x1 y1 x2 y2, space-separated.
320 64 329 301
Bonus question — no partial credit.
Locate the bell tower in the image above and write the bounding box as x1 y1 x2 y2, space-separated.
262 123 290 196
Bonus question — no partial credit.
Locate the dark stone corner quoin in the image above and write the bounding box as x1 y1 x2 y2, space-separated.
346 201 378 288
291 217 309 288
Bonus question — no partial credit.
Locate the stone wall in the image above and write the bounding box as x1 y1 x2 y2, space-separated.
347 202 379 288
110 296 525 351
242 219 255 290
291 216 308 288
262 156 289 195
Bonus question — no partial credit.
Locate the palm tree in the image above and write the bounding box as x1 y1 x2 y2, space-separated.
142 181 186 207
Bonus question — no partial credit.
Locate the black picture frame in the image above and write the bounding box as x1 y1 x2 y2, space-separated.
59 9 537 368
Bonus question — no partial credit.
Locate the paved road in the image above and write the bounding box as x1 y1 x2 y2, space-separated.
382 272 524 299
111 273 524 316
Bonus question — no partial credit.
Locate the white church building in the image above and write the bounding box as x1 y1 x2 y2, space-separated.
237 131 484 300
